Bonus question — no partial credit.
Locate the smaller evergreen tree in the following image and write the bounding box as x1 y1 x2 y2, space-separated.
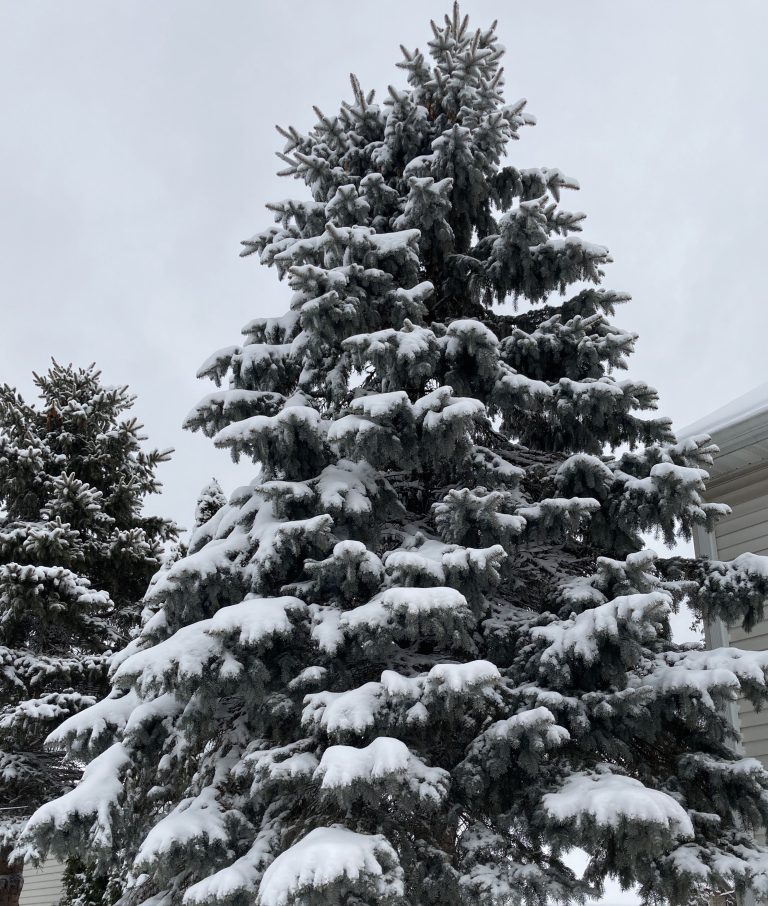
0 362 175 878
194 479 226 529
159 479 227 573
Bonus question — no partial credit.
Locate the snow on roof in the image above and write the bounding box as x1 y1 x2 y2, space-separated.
678 381 768 441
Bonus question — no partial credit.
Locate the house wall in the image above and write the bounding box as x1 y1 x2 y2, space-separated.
702 464 768 767
18 858 64 906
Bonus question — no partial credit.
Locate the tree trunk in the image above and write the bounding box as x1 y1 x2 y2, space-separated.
0 853 23 906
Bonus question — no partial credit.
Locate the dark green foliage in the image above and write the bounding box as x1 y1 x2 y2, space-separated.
61 856 121 906
0 362 175 862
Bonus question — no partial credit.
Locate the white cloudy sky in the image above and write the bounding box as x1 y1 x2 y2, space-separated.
4 4 764 901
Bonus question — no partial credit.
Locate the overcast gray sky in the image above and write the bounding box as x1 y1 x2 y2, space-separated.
2 0 766 539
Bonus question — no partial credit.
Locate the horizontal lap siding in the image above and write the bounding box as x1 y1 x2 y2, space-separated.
718 522 768 557
712 485 768 770
727 628 768 649
715 492 768 568
739 721 768 744
19 858 65 906
716 530 768 561
739 702 768 727
741 738 768 760
717 495 768 534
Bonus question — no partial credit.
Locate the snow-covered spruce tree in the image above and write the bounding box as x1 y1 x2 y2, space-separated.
20 8 768 905
0 363 175 876
159 481 226 576
193 479 226 530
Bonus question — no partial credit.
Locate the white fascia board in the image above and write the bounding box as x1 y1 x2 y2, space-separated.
680 381 768 443
682 403 768 485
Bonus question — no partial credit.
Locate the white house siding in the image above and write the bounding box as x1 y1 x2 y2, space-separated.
714 488 768 561
18 858 65 906
706 467 768 770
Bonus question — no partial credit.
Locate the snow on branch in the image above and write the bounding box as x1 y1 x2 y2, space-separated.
257 826 403 906
542 768 694 839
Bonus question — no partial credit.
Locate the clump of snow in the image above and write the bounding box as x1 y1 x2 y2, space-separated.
316 460 377 516
242 742 320 792
121 688 173 724
339 586 470 632
113 623 216 690
196 345 240 383
543 769 694 839
349 390 411 419
303 682 385 736
380 670 422 698
135 786 230 870
309 605 344 655
427 660 500 692
184 820 281 904
115 596 306 694
380 660 501 702
212 404 323 448
731 551 768 578
316 737 409 787
638 646 768 709
533 591 672 665
482 707 570 747
413 385 486 428
45 689 138 753
19 743 130 853
288 666 327 691
315 737 449 803
257 826 403 906
209 596 305 647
